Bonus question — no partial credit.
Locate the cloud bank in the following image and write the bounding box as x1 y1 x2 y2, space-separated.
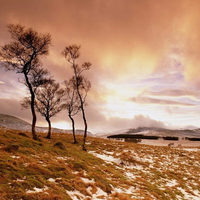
1 0 200 132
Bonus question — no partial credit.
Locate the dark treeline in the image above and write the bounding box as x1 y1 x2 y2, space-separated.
107 134 179 141
185 137 200 141
0 24 91 150
108 134 200 142
107 134 160 140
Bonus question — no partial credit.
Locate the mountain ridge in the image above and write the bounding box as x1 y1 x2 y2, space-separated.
96 126 200 139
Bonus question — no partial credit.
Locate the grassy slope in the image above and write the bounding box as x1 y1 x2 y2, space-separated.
0 128 200 200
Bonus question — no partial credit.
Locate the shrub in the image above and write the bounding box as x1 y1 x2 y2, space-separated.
4 144 19 153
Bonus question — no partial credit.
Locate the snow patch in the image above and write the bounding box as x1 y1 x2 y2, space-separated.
125 171 136 180
177 187 200 200
47 178 56 183
56 156 68 160
14 176 26 182
165 179 178 187
26 186 48 194
66 190 85 200
10 155 20 159
88 151 120 164
67 187 109 200
182 148 200 152
81 177 95 184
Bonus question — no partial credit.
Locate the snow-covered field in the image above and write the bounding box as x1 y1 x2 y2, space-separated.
87 146 200 200
44 138 199 200
9 144 200 200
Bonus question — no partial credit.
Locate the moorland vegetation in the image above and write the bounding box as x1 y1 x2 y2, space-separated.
0 128 200 199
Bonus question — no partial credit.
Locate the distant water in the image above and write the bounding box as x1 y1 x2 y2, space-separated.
140 139 200 147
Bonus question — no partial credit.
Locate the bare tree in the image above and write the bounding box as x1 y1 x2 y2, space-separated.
0 24 51 140
35 80 66 139
62 45 91 151
64 78 81 144
22 80 66 139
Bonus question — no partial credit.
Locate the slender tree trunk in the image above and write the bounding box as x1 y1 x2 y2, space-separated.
76 81 88 150
76 94 88 151
24 73 38 140
31 96 37 140
46 117 51 139
73 64 88 151
69 115 78 144
81 105 87 151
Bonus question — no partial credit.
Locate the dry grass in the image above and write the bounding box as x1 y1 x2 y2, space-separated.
0 128 200 199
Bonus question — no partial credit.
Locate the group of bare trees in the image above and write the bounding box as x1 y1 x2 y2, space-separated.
0 24 91 150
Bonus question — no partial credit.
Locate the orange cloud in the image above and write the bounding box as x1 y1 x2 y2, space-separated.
132 96 195 106
1 0 200 132
1 0 200 83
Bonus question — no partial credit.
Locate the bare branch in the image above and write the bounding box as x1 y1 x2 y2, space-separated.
0 24 51 140
62 44 91 150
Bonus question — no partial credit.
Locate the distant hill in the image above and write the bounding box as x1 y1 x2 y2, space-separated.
0 113 31 130
97 126 200 139
0 113 93 136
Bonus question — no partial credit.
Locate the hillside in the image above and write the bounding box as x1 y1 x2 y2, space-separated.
0 128 200 199
0 113 31 130
0 113 93 136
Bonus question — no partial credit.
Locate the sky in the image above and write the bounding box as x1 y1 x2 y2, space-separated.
1 0 200 134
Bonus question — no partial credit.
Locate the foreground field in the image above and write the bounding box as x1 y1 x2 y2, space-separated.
0 128 200 200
